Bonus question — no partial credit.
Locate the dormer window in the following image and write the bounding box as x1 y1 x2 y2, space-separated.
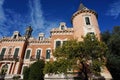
85 17 90 25
13 35 17 39
38 33 44 41
12 31 21 39
39 37 43 40
61 25 65 30
59 22 67 30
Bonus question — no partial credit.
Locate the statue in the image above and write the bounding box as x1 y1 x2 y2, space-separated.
25 26 33 39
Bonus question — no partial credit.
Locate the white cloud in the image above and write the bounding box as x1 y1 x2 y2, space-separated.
0 0 60 38
106 0 120 19
0 0 5 22
0 0 10 38
28 0 60 38
1 8 30 37
29 0 44 37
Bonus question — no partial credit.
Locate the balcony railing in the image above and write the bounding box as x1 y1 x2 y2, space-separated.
0 55 19 61
30 55 45 61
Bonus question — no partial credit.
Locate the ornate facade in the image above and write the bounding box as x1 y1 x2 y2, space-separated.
0 3 112 79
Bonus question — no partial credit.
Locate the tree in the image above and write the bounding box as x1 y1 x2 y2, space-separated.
28 60 45 80
44 61 55 74
44 59 70 74
23 60 45 80
53 34 107 80
23 66 30 80
102 26 120 80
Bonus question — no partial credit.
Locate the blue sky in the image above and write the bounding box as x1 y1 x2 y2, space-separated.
0 0 120 38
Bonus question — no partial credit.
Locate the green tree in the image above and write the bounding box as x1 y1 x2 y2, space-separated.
28 60 45 80
23 66 30 80
102 26 120 80
44 62 55 74
53 34 107 80
44 59 70 74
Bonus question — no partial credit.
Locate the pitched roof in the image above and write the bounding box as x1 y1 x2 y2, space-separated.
78 3 88 10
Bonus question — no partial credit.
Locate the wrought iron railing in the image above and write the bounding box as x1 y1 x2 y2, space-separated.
0 55 19 61
30 55 45 61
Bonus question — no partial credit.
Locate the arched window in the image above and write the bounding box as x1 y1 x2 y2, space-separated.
46 49 50 59
0 48 6 59
13 48 19 58
25 50 31 59
85 17 90 25
56 41 61 48
36 49 41 59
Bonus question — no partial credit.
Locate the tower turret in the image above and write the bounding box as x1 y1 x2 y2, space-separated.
72 3 100 41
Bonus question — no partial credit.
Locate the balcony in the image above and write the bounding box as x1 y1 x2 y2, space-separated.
30 55 45 61
0 55 19 61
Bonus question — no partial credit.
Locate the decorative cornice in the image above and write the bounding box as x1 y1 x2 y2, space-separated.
50 28 74 34
28 38 51 44
1 37 26 42
71 10 98 22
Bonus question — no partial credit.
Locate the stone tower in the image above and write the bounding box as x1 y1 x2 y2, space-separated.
72 3 100 41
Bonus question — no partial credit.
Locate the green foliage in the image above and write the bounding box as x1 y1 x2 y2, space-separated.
85 34 107 57
53 34 107 76
44 58 70 74
23 66 30 80
28 60 45 80
101 26 120 80
23 59 45 80
44 62 55 74
106 53 120 80
101 31 111 44
91 60 102 75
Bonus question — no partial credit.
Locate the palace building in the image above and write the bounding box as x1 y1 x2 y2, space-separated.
0 3 112 79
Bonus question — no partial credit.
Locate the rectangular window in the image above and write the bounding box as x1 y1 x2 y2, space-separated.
56 41 61 48
36 50 41 59
61 25 65 30
25 50 31 59
0 48 6 59
85 17 90 25
46 50 50 59
13 48 19 58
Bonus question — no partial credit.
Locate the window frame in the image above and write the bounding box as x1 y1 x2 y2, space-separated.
13 48 20 58
35 48 42 59
46 49 51 59
25 49 32 59
85 17 91 25
55 41 61 48
0 48 6 59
